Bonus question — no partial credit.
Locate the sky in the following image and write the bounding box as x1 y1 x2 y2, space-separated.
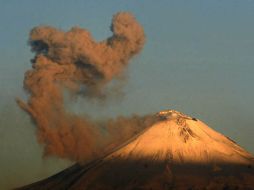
0 0 254 189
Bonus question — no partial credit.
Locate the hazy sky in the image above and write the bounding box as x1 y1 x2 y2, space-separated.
1 0 254 189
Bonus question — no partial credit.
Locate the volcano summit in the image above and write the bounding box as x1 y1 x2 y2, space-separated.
18 110 254 190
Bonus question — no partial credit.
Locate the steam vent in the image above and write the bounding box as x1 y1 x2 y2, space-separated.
17 110 254 190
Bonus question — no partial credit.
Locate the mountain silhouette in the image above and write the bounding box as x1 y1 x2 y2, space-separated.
17 110 254 190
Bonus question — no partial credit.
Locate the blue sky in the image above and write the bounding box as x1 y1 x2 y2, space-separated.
1 0 254 189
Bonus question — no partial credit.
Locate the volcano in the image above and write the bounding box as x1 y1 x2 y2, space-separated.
17 110 254 190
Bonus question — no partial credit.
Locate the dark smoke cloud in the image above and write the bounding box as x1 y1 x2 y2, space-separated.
17 12 158 162
29 12 145 98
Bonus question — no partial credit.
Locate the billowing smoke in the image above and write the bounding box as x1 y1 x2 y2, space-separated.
17 12 158 162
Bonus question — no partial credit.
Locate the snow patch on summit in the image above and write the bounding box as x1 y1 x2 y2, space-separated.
106 110 254 165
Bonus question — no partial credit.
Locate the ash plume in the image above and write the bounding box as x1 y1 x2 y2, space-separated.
16 12 157 162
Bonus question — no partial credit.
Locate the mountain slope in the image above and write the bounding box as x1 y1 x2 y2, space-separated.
17 110 254 190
